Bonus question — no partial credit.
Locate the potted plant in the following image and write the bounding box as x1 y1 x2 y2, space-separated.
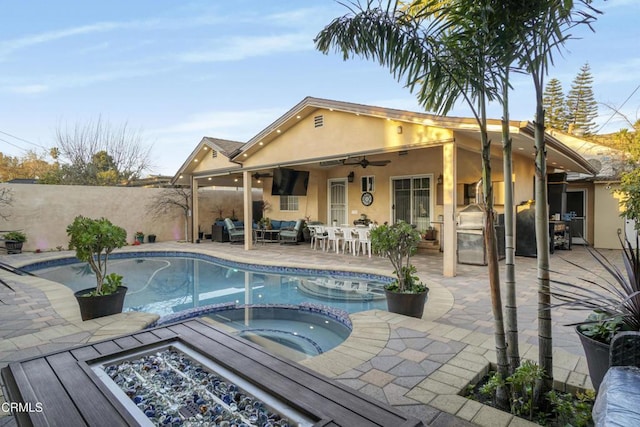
67 216 128 321
551 232 640 390
134 231 145 244
371 221 429 318
147 233 157 243
3 230 26 254
423 226 437 241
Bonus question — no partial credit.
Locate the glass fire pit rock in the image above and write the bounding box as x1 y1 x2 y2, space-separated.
92 343 314 426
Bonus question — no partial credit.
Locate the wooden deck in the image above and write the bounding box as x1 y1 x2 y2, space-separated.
1 319 425 427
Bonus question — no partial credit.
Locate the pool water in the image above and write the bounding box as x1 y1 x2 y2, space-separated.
33 256 388 317
207 307 351 360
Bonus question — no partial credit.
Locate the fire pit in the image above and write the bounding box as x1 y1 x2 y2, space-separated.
91 343 313 426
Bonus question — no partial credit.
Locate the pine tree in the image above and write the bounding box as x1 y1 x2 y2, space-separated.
566 63 598 135
543 78 568 131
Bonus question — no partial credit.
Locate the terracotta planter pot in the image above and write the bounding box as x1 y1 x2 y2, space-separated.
576 326 610 391
74 286 128 321
384 288 429 318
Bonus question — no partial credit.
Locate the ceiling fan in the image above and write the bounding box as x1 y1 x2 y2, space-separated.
343 156 391 168
252 172 273 180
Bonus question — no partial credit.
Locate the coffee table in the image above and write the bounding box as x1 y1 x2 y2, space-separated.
254 229 280 244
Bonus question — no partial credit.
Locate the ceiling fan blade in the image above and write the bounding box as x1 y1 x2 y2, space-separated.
368 160 391 166
319 159 344 167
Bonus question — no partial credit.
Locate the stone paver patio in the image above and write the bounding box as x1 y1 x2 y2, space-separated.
1 241 619 426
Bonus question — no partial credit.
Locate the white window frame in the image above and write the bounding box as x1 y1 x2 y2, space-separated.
361 176 375 193
279 196 299 211
389 174 434 226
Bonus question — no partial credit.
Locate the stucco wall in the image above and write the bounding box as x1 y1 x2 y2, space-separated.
0 184 251 252
593 182 625 249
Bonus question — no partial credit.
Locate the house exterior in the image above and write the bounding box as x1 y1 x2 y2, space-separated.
547 130 635 249
173 97 597 276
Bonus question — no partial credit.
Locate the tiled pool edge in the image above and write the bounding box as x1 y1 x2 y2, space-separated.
18 249 396 284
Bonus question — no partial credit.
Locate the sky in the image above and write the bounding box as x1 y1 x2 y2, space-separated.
1 1 638 176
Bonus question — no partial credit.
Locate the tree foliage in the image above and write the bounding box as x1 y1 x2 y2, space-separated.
370 221 424 292
42 117 153 186
616 120 640 228
66 216 127 294
543 78 568 131
0 151 58 182
566 62 598 136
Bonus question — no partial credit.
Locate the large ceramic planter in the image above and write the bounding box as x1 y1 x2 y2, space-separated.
576 326 610 391
74 286 128 321
384 288 429 318
147 235 156 243
4 240 23 254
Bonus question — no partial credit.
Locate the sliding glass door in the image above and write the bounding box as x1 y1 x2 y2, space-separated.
392 176 431 230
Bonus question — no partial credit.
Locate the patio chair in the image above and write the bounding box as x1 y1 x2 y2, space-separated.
325 227 343 253
224 218 244 243
592 331 640 426
279 219 303 244
309 225 327 250
341 228 358 255
355 228 372 258
610 331 640 368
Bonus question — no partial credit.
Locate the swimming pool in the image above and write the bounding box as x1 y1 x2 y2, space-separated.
30 252 389 318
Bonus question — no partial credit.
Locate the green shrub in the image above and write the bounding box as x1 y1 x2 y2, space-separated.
4 231 26 242
67 216 127 295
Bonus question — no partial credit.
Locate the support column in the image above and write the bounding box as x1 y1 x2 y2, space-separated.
443 141 457 277
191 176 199 243
243 171 253 250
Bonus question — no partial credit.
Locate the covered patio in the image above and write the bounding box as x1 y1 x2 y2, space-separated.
173 97 596 277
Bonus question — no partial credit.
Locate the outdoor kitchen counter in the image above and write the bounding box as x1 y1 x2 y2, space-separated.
1 318 424 427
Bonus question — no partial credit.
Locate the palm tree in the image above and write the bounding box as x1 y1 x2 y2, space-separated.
512 0 600 397
316 0 524 407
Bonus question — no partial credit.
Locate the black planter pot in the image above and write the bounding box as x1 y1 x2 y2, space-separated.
147 235 156 243
74 286 128 321
576 326 610 391
4 240 23 254
384 288 429 318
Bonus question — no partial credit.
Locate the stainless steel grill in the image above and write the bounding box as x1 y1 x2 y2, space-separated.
456 204 505 265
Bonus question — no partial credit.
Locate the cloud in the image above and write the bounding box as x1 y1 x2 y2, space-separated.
0 11 229 60
152 108 284 141
0 66 176 95
8 84 49 94
594 58 640 84
0 22 123 58
178 33 313 63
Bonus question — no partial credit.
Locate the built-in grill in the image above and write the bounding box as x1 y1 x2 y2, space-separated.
457 204 505 265
457 204 486 265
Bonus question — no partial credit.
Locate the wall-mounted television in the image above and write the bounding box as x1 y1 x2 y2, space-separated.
271 168 309 196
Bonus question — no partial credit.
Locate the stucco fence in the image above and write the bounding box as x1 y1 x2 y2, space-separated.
0 183 259 252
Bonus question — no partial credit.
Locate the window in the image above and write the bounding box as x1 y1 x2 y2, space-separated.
279 196 299 211
361 176 375 192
